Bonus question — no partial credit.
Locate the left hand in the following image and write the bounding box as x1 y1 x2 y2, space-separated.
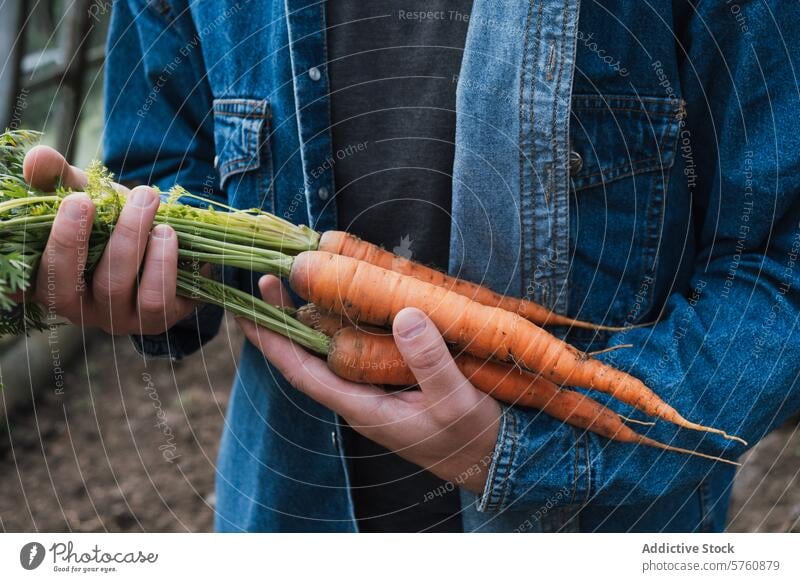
237 275 502 494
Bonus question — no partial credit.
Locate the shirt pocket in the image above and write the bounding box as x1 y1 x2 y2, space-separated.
212 98 274 211
567 95 683 334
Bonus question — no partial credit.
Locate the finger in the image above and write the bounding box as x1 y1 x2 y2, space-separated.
237 317 387 423
137 225 188 334
258 275 295 308
92 186 160 325
34 193 94 318
23 145 88 191
392 308 475 414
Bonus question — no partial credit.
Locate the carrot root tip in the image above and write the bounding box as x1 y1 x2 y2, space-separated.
686 423 748 446
619 415 656 427
639 437 742 467
587 343 634 357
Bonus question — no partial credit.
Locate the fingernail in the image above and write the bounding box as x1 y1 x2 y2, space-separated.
396 310 427 339
62 197 88 221
151 225 173 239
130 187 155 208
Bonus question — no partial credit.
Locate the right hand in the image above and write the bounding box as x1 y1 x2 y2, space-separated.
21 146 196 335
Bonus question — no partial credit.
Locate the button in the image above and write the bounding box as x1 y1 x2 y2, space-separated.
317 186 330 200
569 150 583 174
330 430 339 450
213 155 219 169
308 67 322 81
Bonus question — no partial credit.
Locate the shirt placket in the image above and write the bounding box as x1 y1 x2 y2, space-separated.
285 0 356 529
285 0 337 232
519 0 580 315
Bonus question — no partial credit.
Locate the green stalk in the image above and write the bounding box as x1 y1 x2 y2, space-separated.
175 270 330 355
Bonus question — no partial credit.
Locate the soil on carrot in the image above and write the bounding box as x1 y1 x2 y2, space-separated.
0 318 798 532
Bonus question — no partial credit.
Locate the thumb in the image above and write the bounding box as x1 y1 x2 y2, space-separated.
23 145 88 191
392 308 473 407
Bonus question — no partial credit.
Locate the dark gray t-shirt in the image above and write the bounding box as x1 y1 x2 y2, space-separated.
326 0 472 532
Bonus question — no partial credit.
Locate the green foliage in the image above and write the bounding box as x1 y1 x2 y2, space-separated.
0 130 326 349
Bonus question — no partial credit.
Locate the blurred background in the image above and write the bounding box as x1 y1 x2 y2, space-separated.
0 0 798 533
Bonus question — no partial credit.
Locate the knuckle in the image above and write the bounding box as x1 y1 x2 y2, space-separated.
55 296 81 319
407 343 447 372
113 214 149 241
144 247 174 270
138 288 168 316
92 271 131 303
48 222 82 250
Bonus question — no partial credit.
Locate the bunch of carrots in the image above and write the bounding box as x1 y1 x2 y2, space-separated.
0 130 744 464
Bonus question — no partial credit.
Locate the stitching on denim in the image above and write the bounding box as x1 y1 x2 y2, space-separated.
495 409 519 511
572 94 686 114
582 429 592 505
572 106 678 118
552 0 573 315
641 114 680 307
213 110 267 119
256 103 275 213
548 0 566 268
214 98 268 107
213 99 268 118
477 408 510 511
645 125 676 293
214 104 267 186
573 154 673 184
698 480 714 532
571 427 579 503
518 0 537 298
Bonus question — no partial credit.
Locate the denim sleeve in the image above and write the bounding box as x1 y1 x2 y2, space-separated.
103 0 223 359
477 1 800 512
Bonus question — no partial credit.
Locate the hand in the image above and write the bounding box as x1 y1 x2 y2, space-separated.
21 146 195 335
237 275 503 494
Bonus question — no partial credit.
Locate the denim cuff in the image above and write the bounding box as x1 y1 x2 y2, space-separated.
476 404 592 513
130 302 224 360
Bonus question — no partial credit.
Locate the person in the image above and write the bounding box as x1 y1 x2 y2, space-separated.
23 1 800 532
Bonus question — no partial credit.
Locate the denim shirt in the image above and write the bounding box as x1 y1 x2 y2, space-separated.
104 0 800 532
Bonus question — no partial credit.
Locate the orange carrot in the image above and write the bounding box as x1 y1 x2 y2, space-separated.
319 323 738 465
318 230 634 332
289 251 745 444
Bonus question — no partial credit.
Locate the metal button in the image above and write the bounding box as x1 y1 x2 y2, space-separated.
308 67 322 81
330 430 339 450
213 155 219 169
569 150 583 175
318 186 330 200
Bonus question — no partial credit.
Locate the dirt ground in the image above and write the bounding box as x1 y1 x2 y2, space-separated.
0 319 798 532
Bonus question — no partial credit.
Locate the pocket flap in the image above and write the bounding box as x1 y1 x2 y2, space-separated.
213 98 269 188
570 95 684 192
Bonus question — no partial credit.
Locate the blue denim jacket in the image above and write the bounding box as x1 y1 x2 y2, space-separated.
104 0 800 532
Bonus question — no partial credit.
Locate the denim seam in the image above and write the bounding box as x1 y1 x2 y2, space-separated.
517 0 538 298
572 159 676 191
476 407 518 513
571 427 580 504
581 429 592 505
214 101 268 187
213 98 268 117
552 0 574 315
572 106 678 118
497 410 519 511
475 411 506 512
577 154 675 182
572 94 686 115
